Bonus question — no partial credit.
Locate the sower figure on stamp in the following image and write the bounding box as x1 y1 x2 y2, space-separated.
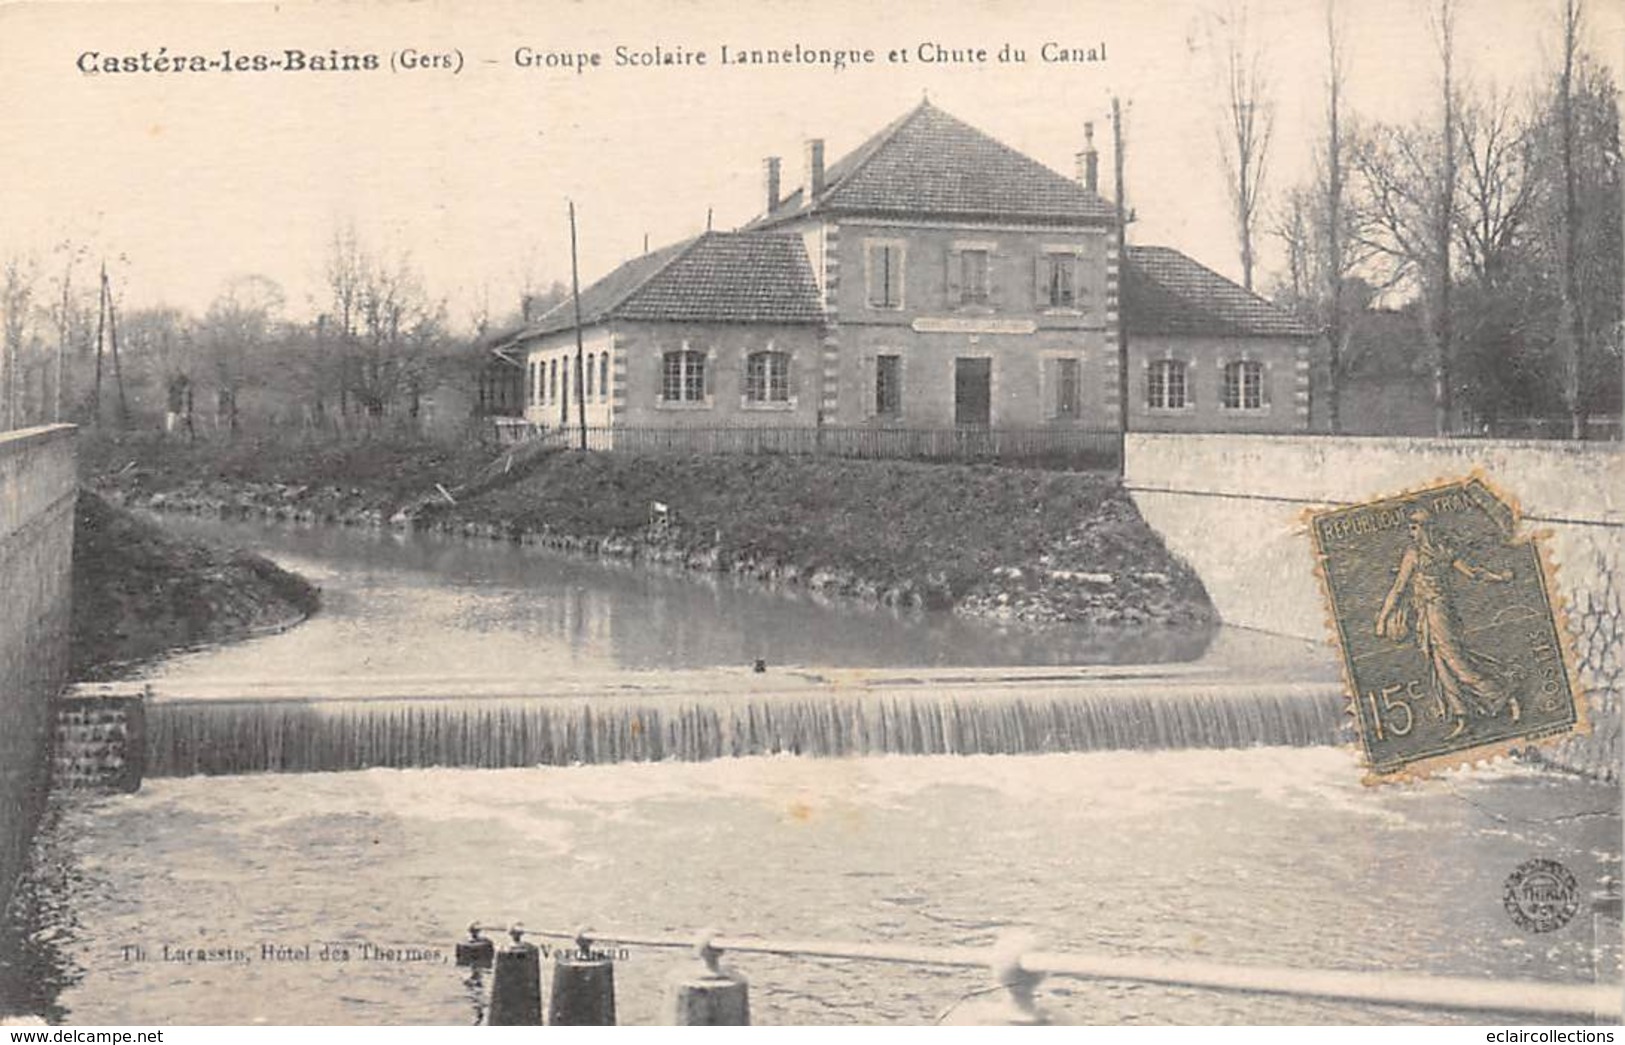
1374 506 1515 738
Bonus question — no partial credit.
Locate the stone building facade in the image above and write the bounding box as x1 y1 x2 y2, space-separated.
495 100 1314 443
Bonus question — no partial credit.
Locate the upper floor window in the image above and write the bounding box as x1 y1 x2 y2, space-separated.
867 242 904 309
662 349 706 403
959 249 990 306
1223 360 1264 410
1054 357 1081 418
745 350 791 403
1044 253 1078 309
875 354 901 416
1147 359 1188 410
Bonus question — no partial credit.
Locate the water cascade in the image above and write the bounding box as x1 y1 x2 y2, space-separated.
143 682 1349 777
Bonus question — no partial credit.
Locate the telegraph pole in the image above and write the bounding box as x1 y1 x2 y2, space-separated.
568 200 587 451
1113 96 1130 476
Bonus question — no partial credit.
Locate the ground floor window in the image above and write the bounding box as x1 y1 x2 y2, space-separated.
1223 360 1263 409
663 349 706 403
599 353 609 401
1148 359 1188 409
745 350 791 403
1054 357 1080 418
875 355 901 416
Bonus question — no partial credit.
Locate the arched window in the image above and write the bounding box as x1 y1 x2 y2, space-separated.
549 359 557 402
745 350 791 403
1147 359 1188 409
1223 360 1263 410
599 353 609 401
586 353 595 399
662 349 706 402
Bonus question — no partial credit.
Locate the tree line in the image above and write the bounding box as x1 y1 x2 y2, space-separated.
0 228 566 440
1217 0 1620 437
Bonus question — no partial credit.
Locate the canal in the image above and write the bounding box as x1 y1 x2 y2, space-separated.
134 514 1217 683
9 515 1621 1025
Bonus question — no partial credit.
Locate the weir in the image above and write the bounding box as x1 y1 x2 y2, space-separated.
69 671 1349 779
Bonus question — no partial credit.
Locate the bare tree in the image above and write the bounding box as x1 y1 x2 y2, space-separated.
1 256 35 431
1456 88 1537 287
200 274 284 435
322 227 446 428
1211 2 1275 291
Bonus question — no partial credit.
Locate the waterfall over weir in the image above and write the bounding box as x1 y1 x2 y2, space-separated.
137 680 1351 777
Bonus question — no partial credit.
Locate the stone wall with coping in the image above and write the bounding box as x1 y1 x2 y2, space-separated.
0 424 77 915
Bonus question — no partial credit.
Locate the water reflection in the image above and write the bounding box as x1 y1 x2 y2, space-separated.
142 515 1214 682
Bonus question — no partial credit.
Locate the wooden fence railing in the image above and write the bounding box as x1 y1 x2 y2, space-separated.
492 421 1120 470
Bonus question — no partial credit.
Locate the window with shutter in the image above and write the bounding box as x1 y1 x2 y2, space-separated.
866 242 904 309
1046 255 1077 309
875 355 901 416
1055 358 1081 418
960 250 990 305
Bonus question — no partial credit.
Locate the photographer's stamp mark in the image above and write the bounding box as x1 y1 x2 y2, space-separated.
1309 475 1585 782
1503 858 1580 933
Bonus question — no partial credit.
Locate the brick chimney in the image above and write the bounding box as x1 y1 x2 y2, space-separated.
764 156 782 213
1076 122 1099 194
805 138 826 199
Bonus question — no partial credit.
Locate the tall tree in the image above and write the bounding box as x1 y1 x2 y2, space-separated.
1319 0 1353 432
1212 2 1275 291
1430 0 1460 435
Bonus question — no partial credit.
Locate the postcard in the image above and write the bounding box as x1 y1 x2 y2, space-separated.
0 0 1620 1028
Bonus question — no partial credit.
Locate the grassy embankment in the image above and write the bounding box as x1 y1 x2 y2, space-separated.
84 432 1215 628
70 491 320 680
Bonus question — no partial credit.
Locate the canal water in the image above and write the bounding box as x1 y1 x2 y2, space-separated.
132 514 1216 683
13 516 1621 1024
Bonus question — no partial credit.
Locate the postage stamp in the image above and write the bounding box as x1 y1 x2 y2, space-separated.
1308 475 1587 782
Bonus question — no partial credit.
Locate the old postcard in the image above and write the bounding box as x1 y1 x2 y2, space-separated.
0 0 1620 1029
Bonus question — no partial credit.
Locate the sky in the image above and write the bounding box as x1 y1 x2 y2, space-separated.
1 0 1620 331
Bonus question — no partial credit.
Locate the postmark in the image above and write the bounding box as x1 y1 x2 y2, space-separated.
1503 859 1581 933
1308 475 1586 782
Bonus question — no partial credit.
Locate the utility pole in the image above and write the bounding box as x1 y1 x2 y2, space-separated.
92 261 106 426
1113 96 1130 476
569 200 587 451
105 267 129 428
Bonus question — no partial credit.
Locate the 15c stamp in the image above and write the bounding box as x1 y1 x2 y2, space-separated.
1309 475 1586 782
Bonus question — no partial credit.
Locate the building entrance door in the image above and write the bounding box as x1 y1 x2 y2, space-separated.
954 358 991 426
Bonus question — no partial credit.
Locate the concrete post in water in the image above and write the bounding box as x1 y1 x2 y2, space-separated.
665 930 750 1026
486 925 542 1026
455 923 494 969
942 931 1056 1026
548 928 617 1025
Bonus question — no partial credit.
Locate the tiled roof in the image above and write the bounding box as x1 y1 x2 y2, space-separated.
1123 245 1316 339
515 232 824 338
755 100 1114 226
